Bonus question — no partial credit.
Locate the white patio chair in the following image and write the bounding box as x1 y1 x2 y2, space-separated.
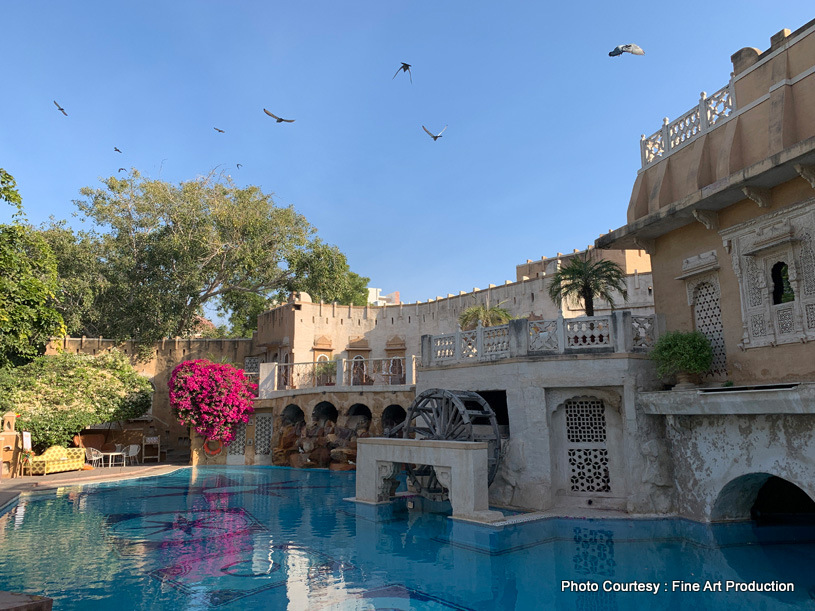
122 444 141 466
85 447 104 468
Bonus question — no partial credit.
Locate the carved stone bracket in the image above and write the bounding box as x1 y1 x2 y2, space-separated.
633 237 655 255
376 461 400 502
692 209 719 231
794 164 815 190
434 466 452 491
742 186 772 208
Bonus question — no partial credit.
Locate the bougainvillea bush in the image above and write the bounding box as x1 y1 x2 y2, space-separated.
168 359 256 443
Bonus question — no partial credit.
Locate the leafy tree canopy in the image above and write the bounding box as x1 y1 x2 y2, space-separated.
282 241 370 306
42 170 368 348
547 253 628 317
0 170 65 367
0 349 152 451
0 168 23 217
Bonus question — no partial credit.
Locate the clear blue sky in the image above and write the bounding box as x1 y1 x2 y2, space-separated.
2 1 813 305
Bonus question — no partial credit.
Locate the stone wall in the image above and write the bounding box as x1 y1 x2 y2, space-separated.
664 413 815 521
254 271 654 368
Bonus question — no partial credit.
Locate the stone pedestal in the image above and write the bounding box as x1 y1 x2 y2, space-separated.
354 438 503 523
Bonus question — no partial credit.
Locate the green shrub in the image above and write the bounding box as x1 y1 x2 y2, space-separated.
0 349 152 451
650 331 713 377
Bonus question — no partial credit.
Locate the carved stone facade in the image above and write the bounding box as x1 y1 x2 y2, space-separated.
720 198 815 349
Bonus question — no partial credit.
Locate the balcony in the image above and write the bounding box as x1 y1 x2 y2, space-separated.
421 312 660 367
258 356 417 399
640 82 734 169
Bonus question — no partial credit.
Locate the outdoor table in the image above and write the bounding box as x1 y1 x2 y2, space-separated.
101 451 125 467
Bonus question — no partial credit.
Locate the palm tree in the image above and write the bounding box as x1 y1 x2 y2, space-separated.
547 254 628 316
458 302 512 330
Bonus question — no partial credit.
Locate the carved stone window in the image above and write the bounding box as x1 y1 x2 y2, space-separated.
691 279 727 377
565 398 611 494
720 199 815 348
228 423 246 456
255 414 273 456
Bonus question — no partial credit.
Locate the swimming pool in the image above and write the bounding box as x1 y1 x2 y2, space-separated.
1 466 814 610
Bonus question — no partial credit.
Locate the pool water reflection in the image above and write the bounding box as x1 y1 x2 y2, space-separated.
0 466 814 610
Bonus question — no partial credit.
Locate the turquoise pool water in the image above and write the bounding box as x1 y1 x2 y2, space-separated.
1 466 814 610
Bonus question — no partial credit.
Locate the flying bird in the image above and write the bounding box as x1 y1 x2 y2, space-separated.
53 100 67 116
393 62 412 83
263 109 295 123
214 127 225 133
609 44 645 57
114 147 122 153
118 168 126 173
422 125 447 141
237 164 242 169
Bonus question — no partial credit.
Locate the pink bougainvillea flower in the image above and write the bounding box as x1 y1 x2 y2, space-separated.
168 359 256 444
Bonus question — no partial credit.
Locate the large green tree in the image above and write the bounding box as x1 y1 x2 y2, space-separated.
0 349 152 451
547 253 628 316
282 241 370 306
0 170 65 367
43 171 366 348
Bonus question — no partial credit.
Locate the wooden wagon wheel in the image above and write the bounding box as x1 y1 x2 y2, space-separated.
389 388 502 502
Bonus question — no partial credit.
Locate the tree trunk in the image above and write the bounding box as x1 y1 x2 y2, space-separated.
584 293 594 317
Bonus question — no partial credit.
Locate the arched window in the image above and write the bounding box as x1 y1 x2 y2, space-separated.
771 261 794 304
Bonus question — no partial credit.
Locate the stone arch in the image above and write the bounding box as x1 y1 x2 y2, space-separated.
711 472 815 522
281 404 305 426
346 403 372 432
312 401 338 425
381 404 407 434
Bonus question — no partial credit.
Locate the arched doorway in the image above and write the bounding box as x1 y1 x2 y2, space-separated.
381 404 407 435
712 473 815 522
346 403 372 433
313 401 338 425
281 404 305 426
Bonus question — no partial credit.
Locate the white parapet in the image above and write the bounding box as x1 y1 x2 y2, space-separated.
353 438 504 524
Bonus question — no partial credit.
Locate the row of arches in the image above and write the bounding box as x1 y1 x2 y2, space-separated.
281 401 407 436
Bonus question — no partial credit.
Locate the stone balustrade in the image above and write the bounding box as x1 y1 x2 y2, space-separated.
259 356 416 395
641 83 735 168
422 312 660 367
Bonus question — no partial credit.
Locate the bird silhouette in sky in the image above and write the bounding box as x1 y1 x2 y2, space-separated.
237 164 242 169
214 127 225 133
609 44 645 57
422 125 447 141
53 100 68 116
263 109 295 123
393 62 412 83
118 168 126 173
114 147 122 153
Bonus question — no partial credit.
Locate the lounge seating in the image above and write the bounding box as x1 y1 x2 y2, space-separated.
30 446 85 475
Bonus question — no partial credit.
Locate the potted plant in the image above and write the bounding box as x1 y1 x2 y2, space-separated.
649 331 713 389
314 358 338 386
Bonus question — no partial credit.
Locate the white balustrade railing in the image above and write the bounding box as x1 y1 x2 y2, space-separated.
641 83 734 168
270 356 415 392
425 314 659 365
344 357 407 387
565 317 612 348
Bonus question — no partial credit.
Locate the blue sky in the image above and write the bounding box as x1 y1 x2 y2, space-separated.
2 1 813 306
